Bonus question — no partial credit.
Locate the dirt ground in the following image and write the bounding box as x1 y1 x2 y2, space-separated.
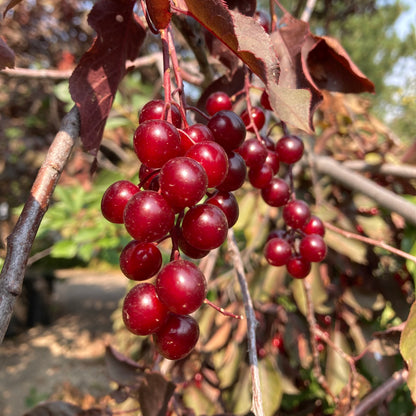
0 269 127 416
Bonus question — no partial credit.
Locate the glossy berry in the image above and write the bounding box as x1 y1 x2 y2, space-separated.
205 190 239 227
238 138 268 169
133 120 181 168
186 141 229 188
181 123 215 153
299 234 327 262
260 90 273 111
240 106 266 132
101 180 139 224
206 91 232 116
159 157 208 209
283 199 311 229
120 241 162 281
302 215 326 236
153 313 200 360
261 178 290 207
181 203 228 251
216 152 247 192
156 260 207 315
138 164 160 191
276 135 304 164
248 164 273 189
178 231 210 259
208 110 246 152
261 135 275 151
286 255 311 279
124 191 175 243
139 99 182 128
265 151 280 174
122 283 168 335
264 238 292 266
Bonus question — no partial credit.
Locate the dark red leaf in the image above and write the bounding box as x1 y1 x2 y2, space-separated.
145 0 172 30
69 0 146 154
304 35 376 94
0 37 15 69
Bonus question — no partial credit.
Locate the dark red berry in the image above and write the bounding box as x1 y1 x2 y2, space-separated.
283 199 311 229
124 191 175 243
139 99 182 128
286 255 311 279
299 234 327 262
208 110 246 152
240 106 266 132
261 178 290 207
120 241 162 281
216 151 247 192
133 120 181 168
264 238 292 266
159 157 208 209
238 138 268 169
178 231 210 259
122 283 168 335
302 215 325 236
182 204 228 251
205 190 239 227
138 164 160 191
260 135 275 151
265 151 280 174
276 135 304 164
186 141 229 188
206 92 232 116
101 180 139 224
156 260 207 315
248 164 273 189
153 313 200 360
181 123 215 153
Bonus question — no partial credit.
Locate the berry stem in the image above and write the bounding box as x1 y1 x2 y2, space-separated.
160 28 173 124
227 228 264 416
243 69 263 142
203 299 244 319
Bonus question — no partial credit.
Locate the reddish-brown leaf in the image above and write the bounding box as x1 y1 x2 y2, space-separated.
225 0 256 16
304 35 375 94
69 0 146 154
0 37 15 69
23 401 82 416
145 0 172 30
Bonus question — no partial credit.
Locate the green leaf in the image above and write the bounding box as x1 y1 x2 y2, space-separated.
400 301 416 404
259 357 283 416
51 240 78 259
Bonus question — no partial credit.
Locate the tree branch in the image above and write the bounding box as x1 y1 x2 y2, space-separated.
0 106 80 343
311 156 416 226
227 228 264 416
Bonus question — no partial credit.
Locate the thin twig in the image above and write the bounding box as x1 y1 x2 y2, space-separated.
300 0 318 22
345 369 408 416
324 221 416 265
0 106 80 343
227 228 264 416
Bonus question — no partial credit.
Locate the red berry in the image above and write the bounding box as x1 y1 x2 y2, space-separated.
299 234 327 262
120 241 162 281
264 238 292 266
286 255 311 279
261 178 290 207
216 151 247 192
205 190 239 227
208 110 246 152
101 180 139 224
139 99 182 128
122 283 168 335
186 141 229 188
264 150 280 174
205 92 232 116
153 313 200 360
276 135 304 164
133 120 181 168
283 199 311 229
156 260 207 315
240 106 266 132
237 138 268 169
138 165 160 191
159 157 208 209
182 204 228 251
181 123 215 152
123 191 175 243
248 164 273 189
302 215 325 236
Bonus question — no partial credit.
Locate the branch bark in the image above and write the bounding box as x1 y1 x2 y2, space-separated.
311 156 416 226
0 106 80 343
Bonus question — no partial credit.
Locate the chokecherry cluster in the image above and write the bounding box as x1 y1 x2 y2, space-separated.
101 90 327 360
